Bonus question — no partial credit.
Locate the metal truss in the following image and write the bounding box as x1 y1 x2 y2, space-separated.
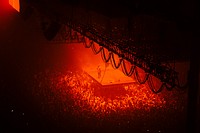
51 18 187 93
31 3 188 92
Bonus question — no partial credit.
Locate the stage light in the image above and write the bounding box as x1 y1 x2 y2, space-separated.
9 0 20 12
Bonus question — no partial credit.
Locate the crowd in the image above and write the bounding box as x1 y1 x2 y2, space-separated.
30 67 188 132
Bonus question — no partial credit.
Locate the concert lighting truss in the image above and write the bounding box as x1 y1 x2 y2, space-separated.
30 2 188 93
53 20 187 93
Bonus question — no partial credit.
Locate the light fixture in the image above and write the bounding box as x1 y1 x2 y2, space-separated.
9 0 20 12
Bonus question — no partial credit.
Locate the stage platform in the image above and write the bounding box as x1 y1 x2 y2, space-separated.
83 63 135 87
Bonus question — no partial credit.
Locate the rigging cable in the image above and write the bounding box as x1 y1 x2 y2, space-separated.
121 59 135 77
110 52 123 69
91 41 103 55
101 48 111 63
147 75 165 94
134 67 150 84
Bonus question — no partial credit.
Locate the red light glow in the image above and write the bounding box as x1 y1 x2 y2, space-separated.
31 42 187 123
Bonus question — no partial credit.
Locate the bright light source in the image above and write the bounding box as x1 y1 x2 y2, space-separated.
9 0 20 12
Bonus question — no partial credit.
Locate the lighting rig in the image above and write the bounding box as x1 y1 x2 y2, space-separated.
17 0 190 93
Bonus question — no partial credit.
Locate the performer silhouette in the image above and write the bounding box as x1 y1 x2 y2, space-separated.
97 65 101 79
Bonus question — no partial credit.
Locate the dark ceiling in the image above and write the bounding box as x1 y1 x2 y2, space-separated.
60 0 198 20
27 0 198 20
